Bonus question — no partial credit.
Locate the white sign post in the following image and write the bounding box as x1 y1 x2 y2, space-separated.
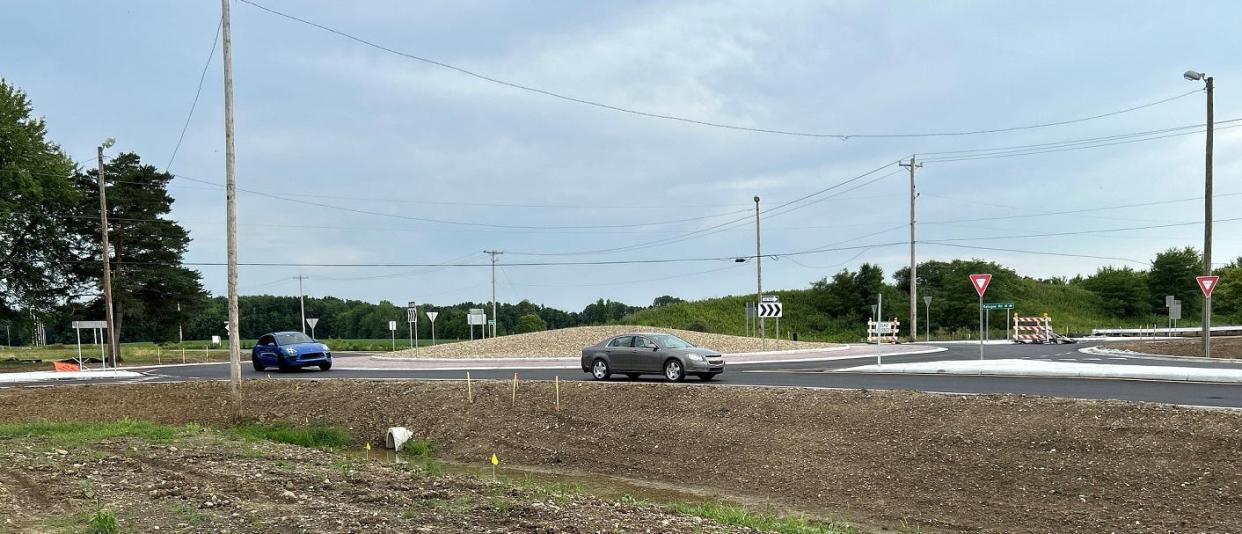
407 301 418 349
467 308 485 340
426 311 440 347
306 318 319 339
970 274 993 360
388 320 398 351
71 320 108 370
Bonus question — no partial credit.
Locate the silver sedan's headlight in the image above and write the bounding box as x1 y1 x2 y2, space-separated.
284 347 297 355
687 354 704 362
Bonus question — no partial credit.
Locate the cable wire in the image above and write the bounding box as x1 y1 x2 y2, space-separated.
166 16 223 171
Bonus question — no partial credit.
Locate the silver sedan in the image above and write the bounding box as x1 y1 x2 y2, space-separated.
580 332 725 382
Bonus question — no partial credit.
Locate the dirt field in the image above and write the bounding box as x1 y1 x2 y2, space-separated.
1115 336 1242 359
0 430 761 533
389 325 838 358
2 381 1239 532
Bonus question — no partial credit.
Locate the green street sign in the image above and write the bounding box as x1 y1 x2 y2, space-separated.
982 302 1014 310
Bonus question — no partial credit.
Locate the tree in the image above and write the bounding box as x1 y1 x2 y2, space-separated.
1079 266 1151 318
0 79 83 342
1148 247 1202 315
514 313 546 334
652 295 684 307
1212 257 1242 323
69 153 207 358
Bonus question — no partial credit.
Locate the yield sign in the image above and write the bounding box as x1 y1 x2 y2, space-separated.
1197 275 1220 298
969 274 992 297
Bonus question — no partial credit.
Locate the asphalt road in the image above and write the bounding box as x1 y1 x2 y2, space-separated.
88 342 1242 409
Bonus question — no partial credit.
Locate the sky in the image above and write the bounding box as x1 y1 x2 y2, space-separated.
4 0 1242 312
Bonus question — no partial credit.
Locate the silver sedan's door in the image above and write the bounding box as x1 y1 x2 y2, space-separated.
631 336 662 372
606 336 635 371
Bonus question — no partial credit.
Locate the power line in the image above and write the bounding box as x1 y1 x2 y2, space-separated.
237 0 1201 140
922 242 1149 265
922 122 1242 163
918 118 1242 157
166 16 223 171
923 192 1242 225
926 215 1242 243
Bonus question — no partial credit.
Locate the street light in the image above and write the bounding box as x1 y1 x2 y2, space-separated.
1184 68 1214 358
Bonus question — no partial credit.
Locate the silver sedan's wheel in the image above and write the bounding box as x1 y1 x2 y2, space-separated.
591 359 610 381
664 359 685 382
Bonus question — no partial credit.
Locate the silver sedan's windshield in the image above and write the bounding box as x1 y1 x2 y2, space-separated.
649 334 693 349
275 332 314 345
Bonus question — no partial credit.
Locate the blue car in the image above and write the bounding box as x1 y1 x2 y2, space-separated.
251 331 332 372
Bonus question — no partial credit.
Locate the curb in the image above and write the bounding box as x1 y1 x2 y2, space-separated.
1079 345 1242 365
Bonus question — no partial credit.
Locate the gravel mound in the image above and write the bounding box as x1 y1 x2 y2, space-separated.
390 325 839 358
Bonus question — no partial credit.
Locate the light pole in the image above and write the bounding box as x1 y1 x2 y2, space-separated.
923 295 932 342
96 138 118 366
1185 69 1214 358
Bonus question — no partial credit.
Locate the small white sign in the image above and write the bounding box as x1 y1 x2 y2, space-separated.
876 322 895 334
71 320 108 329
467 314 485 325
306 318 319 329
388 320 397 331
426 311 440 323
211 335 221 345
760 295 779 303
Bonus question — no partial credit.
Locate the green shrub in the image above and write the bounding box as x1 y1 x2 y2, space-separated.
686 318 709 332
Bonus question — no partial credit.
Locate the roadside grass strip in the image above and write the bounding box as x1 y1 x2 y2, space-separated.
668 501 863 534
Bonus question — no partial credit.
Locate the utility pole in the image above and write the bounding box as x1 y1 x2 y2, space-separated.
485 250 503 338
754 196 765 350
900 156 922 343
1184 69 1214 358
221 0 242 416
296 274 308 334
96 139 118 366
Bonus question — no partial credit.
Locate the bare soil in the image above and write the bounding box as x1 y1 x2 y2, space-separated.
389 325 838 358
0 433 754 533
1115 336 1242 359
2 381 1240 532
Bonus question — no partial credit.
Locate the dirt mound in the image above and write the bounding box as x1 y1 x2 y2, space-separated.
1114 336 1242 359
3 380 1239 532
390 325 838 358
0 433 752 533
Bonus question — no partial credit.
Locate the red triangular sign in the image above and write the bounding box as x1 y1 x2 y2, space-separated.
1197 275 1220 298
969 273 992 297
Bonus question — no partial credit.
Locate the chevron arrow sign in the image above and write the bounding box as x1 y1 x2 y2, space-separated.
757 302 783 318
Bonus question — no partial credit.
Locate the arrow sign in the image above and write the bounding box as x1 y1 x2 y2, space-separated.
1197 275 1220 298
757 302 783 318
426 311 439 323
969 274 992 297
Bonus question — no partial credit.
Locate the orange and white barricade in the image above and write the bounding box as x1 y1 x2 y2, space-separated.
866 318 901 344
1012 313 1052 344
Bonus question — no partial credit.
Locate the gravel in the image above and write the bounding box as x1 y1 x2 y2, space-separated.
389 325 839 358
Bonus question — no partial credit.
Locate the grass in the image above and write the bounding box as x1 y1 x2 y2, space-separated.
668 501 862 534
87 508 118 534
229 422 352 449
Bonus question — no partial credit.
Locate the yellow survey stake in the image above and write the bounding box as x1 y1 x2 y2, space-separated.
490 453 499 465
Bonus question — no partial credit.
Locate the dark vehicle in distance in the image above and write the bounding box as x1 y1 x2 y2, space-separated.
581 332 724 382
251 331 333 372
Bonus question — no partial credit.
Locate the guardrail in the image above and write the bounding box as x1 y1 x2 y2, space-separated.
1088 325 1242 337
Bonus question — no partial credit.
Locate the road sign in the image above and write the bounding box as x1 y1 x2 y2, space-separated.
467 314 485 326
1197 275 1220 298
71 320 107 329
388 320 397 331
923 295 932 306
744 302 755 318
407 308 418 323
969 274 992 297
306 318 319 329
982 302 1014 310
760 295 779 303
1165 295 1176 307
757 302 783 318
876 321 895 334
408 301 416 309
469 308 484 315
211 335 221 345
487 319 496 326
426 311 439 323
1170 303 1182 321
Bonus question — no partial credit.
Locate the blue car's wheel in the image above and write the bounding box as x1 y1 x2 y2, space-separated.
319 361 332 371
252 357 264 372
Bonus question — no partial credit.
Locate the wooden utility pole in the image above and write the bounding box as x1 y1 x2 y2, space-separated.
96 142 118 366
221 0 242 415
485 250 503 337
754 196 765 350
900 156 922 343
297 274 308 333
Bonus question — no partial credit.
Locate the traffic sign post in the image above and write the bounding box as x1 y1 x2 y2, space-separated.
970 274 992 360
71 320 108 370
1198 276 1220 357
407 301 418 349
427 311 440 347
875 293 883 366
388 320 397 351
306 318 319 339
922 295 932 342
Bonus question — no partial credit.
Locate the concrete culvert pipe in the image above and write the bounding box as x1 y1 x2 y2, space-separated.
386 427 414 452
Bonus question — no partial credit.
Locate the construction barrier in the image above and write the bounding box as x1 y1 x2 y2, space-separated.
866 318 901 344
1012 313 1052 344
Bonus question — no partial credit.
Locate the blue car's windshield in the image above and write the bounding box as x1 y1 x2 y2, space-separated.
275 332 314 345
649 334 693 349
